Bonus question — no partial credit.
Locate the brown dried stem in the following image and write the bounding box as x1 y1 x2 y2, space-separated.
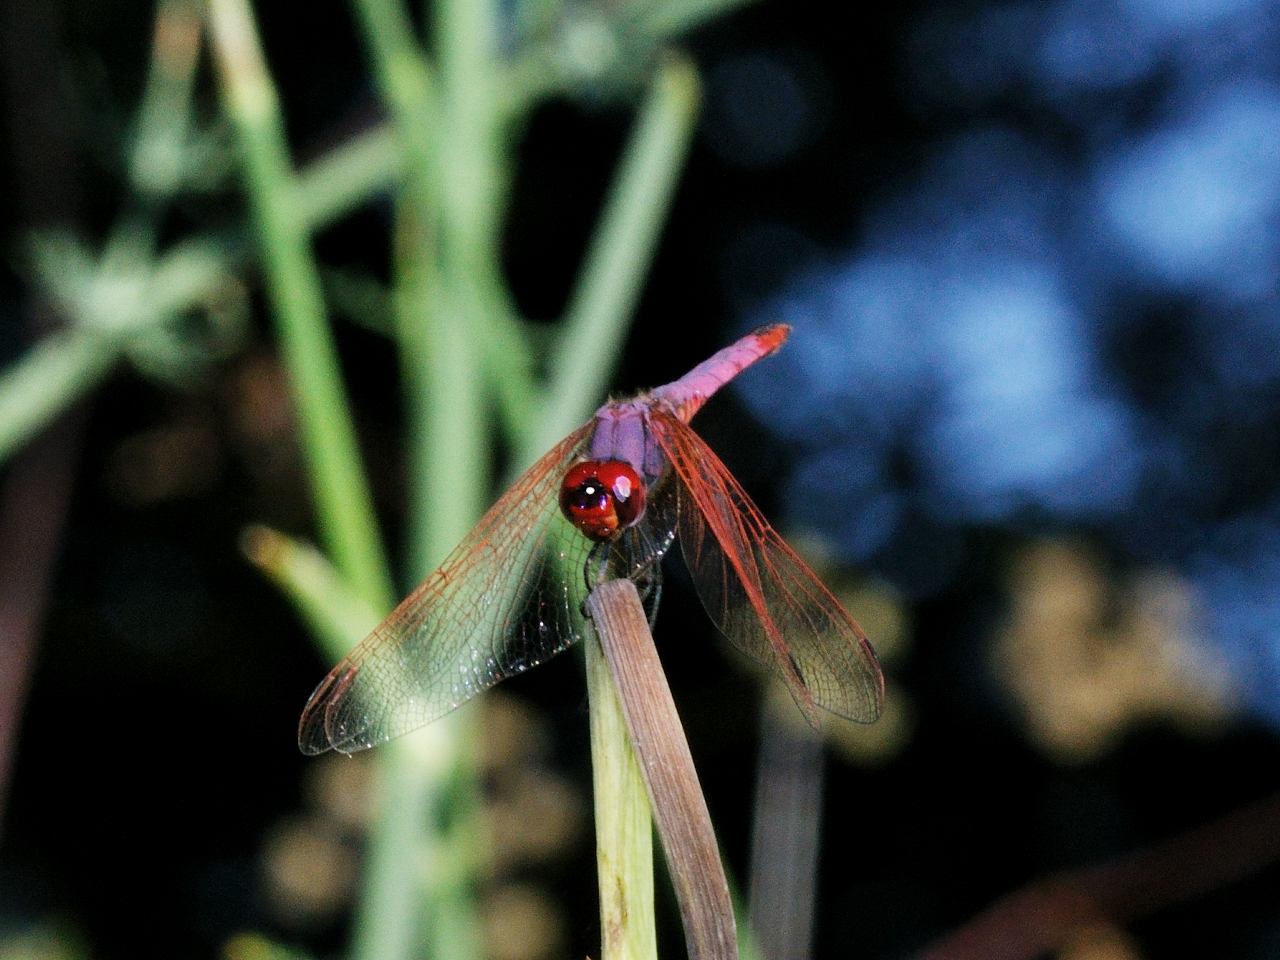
585 577 739 960
918 789 1280 960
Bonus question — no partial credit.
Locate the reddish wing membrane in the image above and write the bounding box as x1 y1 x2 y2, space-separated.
650 410 884 725
299 424 595 755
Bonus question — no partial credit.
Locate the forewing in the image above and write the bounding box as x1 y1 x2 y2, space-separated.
298 424 595 754
650 411 884 724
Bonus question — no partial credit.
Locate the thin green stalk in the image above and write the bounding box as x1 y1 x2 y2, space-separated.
435 0 536 444
295 126 403 228
353 4 507 960
527 53 701 464
347 227 486 960
351 725 459 960
146 125 402 305
351 0 534 436
344 4 495 955
239 525 380 661
348 0 485 556
348 0 439 215
586 626 658 960
638 0 761 39
387 202 483 960
128 0 203 206
146 124 402 318
437 0 501 254
208 0 393 611
0 329 120 463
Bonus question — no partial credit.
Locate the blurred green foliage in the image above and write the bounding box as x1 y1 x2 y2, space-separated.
0 0 754 957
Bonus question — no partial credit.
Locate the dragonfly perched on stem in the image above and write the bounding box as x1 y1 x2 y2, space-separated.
299 324 884 755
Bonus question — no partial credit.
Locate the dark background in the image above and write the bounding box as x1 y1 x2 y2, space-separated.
3 0 1280 958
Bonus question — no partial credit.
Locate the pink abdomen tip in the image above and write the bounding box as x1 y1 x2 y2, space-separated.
751 323 791 355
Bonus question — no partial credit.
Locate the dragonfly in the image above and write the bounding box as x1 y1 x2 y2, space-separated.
299 324 884 755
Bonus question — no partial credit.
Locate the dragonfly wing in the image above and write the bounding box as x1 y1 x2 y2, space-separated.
650 411 884 725
299 424 595 755
601 470 680 623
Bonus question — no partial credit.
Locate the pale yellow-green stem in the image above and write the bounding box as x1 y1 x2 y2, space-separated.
586 624 659 960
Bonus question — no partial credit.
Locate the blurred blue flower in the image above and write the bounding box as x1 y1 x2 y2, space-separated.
729 0 1280 721
1190 508 1280 726
703 49 828 169
1095 84 1280 299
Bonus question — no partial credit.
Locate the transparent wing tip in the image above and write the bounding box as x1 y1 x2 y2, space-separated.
297 665 371 756
784 643 886 728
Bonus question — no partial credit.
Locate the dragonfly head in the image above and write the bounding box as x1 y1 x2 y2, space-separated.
559 460 646 541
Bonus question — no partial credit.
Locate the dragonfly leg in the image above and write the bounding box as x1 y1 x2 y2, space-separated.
631 563 663 631
580 541 612 619
644 570 662 632
592 540 614 586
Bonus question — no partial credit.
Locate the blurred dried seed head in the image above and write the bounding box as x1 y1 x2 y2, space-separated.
486 766 585 871
1056 921 1144 960
996 541 1236 762
481 883 567 960
221 350 306 513
260 816 358 928
108 414 223 504
480 692 553 774
303 752 375 833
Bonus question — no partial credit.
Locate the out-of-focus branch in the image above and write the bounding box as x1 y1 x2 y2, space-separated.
917 789 1280 960
0 0 87 832
747 697 824 960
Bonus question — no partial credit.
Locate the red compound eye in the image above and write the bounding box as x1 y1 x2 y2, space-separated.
559 461 647 541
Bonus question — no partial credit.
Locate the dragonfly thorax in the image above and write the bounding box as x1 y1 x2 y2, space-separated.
559 460 647 541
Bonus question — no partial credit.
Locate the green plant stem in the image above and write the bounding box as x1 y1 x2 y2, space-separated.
351 725 458 960
351 0 533 436
208 0 393 611
437 0 500 254
435 0 535 444
349 0 440 213
351 0 492 567
239 525 380 661
527 53 701 464
296 126 403 228
371 6 511 960
129 0 203 206
0 330 119 464
586 620 658 960
638 0 761 39
382 194 486 960
343 6 492 960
